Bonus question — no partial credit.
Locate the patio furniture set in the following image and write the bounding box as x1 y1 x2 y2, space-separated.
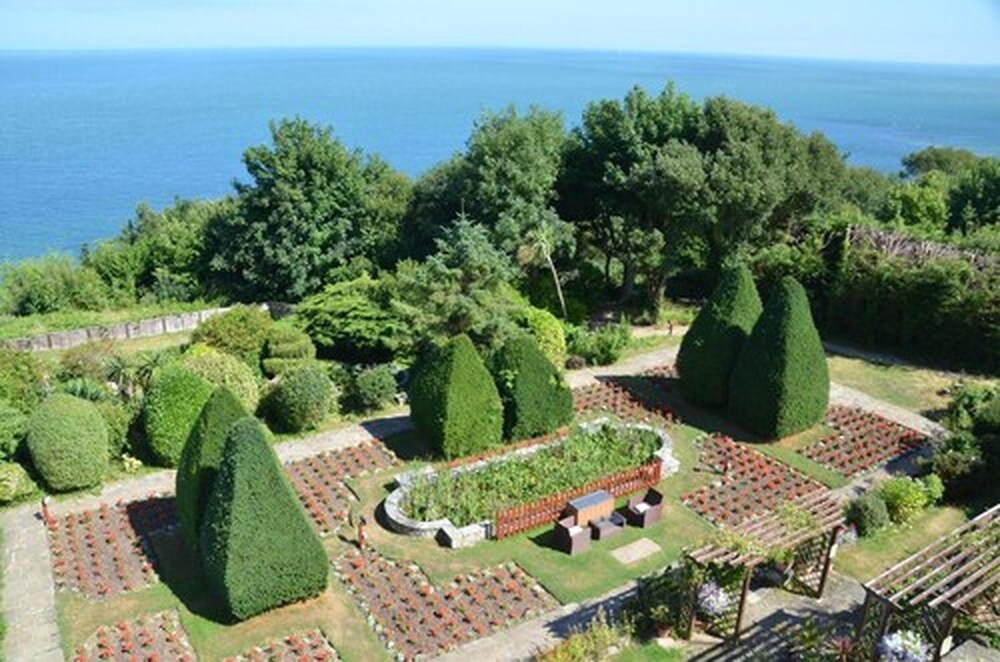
553 488 664 555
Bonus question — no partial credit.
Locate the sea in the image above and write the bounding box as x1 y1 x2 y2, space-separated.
1 48 999 261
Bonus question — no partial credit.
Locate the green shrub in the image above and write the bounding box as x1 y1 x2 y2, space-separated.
930 432 985 500
728 276 829 439
176 387 247 555
261 357 322 378
0 400 26 461
262 366 335 433
261 325 317 378
190 305 273 369
408 334 503 459
0 461 37 503
845 492 891 536
59 377 111 402
199 417 328 620
57 339 117 381
143 364 214 466
879 477 928 525
96 400 136 459
491 335 573 440
180 345 260 411
567 323 631 367
0 348 46 413
973 396 1000 435
517 306 567 367
943 381 997 432
676 265 763 406
0 254 109 316
350 365 398 412
26 394 108 491
921 473 945 505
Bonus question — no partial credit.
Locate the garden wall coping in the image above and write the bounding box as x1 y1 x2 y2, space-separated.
382 419 679 548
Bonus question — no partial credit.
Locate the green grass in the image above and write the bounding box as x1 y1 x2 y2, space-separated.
752 425 848 489
834 506 968 582
613 642 687 661
0 301 215 341
622 334 681 359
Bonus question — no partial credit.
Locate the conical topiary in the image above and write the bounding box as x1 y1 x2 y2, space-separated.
199 417 328 620
676 265 763 406
408 334 503 459
176 386 247 555
728 276 829 439
491 334 573 440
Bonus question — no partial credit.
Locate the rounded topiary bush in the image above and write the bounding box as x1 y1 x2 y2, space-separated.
408 334 503 459
263 366 335 433
176 387 247 555
491 334 573 441
143 364 214 467
200 417 328 620
728 276 829 439
191 305 273 369
350 364 397 412
845 492 890 537
26 394 108 491
262 326 317 378
180 345 260 412
676 265 762 407
0 461 37 504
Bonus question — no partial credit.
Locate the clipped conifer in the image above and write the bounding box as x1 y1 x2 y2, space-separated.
676 265 763 407
728 276 829 439
408 334 503 459
491 334 573 440
175 387 247 555
199 417 328 620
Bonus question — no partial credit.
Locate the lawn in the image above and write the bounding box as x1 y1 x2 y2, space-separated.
752 425 849 489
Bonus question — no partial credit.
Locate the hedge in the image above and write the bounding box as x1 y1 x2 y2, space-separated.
96 400 136 459
262 326 317 378
350 364 397 412
199 417 328 620
518 306 567 367
176 387 247 555
676 265 762 407
180 345 260 411
0 348 45 413
26 394 108 491
262 366 335 433
190 305 272 369
491 335 572 440
0 400 26 461
0 461 37 504
728 276 829 439
409 334 503 459
143 364 215 466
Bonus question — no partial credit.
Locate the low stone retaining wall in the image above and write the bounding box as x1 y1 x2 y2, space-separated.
382 420 679 548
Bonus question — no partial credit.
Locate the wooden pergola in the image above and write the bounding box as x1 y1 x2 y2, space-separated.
680 490 845 640
855 503 1000 661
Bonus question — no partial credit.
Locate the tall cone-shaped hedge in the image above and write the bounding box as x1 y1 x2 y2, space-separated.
676 265 763 406
728 276 829 439
408 334 503 459
199 417 328 620
176 387 247 555
491 334 573 440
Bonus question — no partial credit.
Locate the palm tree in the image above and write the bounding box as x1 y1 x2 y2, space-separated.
516 210 573 319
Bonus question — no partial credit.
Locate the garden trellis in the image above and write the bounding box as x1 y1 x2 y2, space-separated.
854 503 999 661
680 490 845 641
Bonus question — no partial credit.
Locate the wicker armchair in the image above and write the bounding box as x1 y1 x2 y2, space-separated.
553 515 591 555
626 489 664 528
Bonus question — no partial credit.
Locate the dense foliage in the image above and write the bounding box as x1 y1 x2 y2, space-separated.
403 422 661 526
728 277 829 439
26 394 108 491
261 366 335 433
348 364 398 412
190 305 273 369
0 462 36 504
143 364 214 466
261 325 316 378
490 335 573 440
408 334 503 459
676 265 762 406
199 417 328 620
179 345 260 412
878 475 941 525
0 400 26 461
845 492 891 537
566 323 631 367
0 349 45 413
176 387 248 554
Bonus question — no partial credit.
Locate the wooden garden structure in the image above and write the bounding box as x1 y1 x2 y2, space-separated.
680 491 845 641
855 503 999 661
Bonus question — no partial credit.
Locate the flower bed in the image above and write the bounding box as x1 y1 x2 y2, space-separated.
71 610 195 662
800 406 926 477
48 497 174 599
223 630 340 662
573 379 674 422
402 422 664 528
682 435 825 527
335 549 555 660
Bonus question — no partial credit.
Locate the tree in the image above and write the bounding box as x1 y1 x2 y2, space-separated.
200 417 328 620
515 208 574 318
676 265 763 407
728 276 829 439
902 146 981 179
207 118 411 300
948 157 1000 234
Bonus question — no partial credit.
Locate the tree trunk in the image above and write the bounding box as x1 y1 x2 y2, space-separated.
619 261 636 303
546 252 569 319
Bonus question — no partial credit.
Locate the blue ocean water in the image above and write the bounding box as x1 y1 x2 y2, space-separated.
1 48 998 261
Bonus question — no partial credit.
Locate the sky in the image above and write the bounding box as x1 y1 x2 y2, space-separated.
0 0 998 65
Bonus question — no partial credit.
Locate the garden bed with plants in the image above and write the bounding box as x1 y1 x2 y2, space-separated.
223 630 340 662
335 549 555 660
682 435 825 527
71 610 195 662
800 406 926 477
572 379 674 423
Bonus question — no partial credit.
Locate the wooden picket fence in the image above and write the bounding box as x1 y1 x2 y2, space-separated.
493 460 662 540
